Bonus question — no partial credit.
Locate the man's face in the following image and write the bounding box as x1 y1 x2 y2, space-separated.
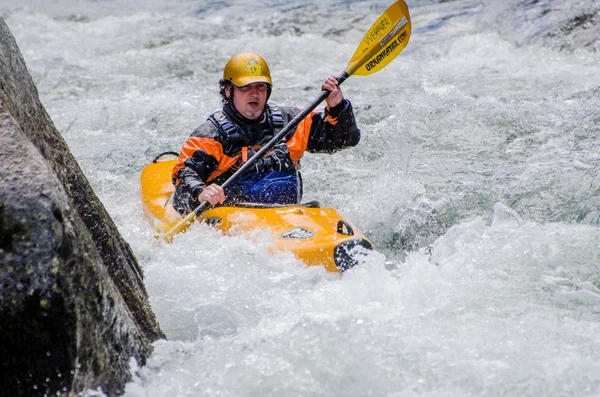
227 82 269 120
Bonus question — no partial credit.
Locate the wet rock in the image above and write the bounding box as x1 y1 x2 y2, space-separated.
0 18 164 396
511 0 600 52
543 8 600 52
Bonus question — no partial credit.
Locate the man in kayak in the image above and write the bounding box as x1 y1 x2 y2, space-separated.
172 52 361 214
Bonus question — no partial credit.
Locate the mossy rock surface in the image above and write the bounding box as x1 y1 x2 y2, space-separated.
0 18 164 397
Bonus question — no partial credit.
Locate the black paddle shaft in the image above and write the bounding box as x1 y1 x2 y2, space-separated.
192 71 350 216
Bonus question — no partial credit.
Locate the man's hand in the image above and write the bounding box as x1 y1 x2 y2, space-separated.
322 76 343 109
197 183 225 205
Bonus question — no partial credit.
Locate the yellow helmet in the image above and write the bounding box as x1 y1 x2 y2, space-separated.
223 52 272 87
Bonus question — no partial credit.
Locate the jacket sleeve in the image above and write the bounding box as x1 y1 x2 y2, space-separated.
171 125 222 214
306 99 361 153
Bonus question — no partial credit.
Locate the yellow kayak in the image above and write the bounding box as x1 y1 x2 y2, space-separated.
140 153 373 272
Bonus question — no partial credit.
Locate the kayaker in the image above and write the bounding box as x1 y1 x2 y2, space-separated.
172 52 361 214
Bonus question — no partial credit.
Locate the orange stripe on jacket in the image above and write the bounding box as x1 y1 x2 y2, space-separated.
172 136 225 182
285 111 315 163
325 114 338 125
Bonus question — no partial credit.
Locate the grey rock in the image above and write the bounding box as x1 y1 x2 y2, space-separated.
0 18 164 397
544 9 600 52
489 0 600 52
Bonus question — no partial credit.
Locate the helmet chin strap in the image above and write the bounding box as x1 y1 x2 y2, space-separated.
266 85 272 102
226 83 243 118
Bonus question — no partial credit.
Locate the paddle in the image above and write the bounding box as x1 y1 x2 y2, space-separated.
162 0 411 242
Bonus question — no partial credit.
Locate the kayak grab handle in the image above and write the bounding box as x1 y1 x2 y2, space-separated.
336 220 354 236
152 151 179 163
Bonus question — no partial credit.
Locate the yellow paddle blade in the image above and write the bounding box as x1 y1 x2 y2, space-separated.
346 0 411 76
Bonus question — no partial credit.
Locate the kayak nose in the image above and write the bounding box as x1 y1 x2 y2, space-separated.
333 238 373 272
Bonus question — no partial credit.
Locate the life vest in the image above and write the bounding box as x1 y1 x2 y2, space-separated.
209 103 285 149
209 104 300 205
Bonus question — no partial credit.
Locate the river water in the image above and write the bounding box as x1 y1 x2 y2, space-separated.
3 0 600 396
